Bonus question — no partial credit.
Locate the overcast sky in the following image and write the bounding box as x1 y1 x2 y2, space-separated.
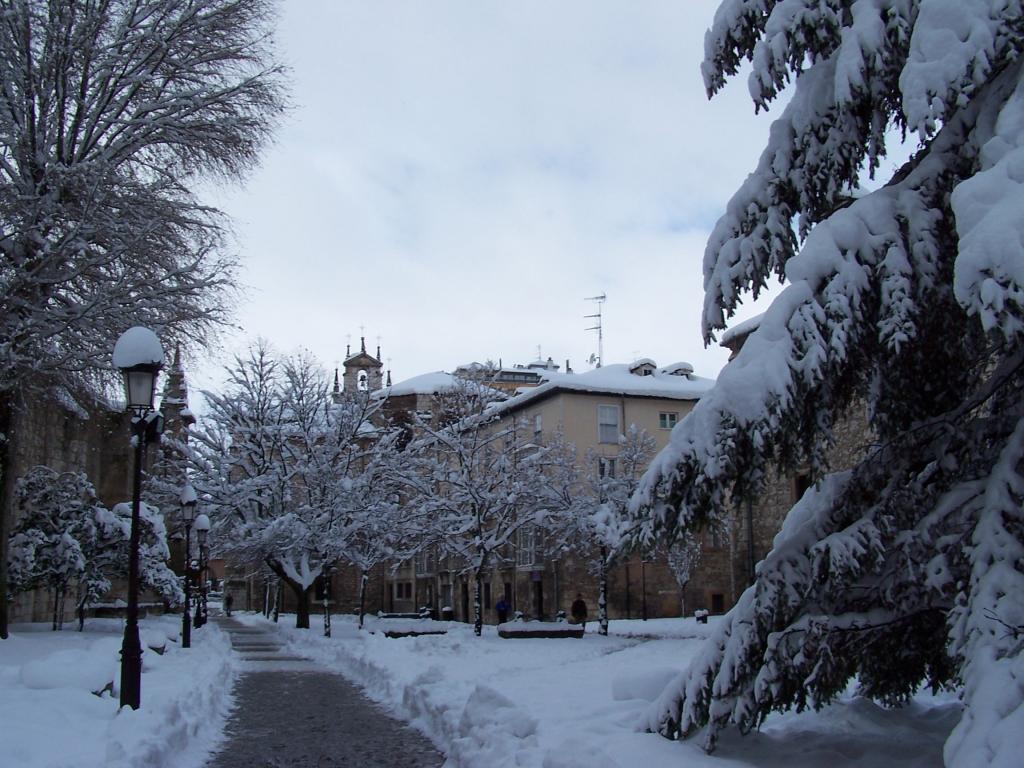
194 0 782 399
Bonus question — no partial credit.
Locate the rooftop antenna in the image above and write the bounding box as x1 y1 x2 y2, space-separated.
585 292 606 368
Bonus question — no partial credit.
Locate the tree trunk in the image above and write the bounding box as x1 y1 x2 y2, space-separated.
472 543 490 637
294 583 311 629
358 570 368 629
52 587 60 631
473 573 483 636
273 580 281 623
598 548 609 636
322 578 331 638
0 390 16 640
266 560 313 629
263 579 271 618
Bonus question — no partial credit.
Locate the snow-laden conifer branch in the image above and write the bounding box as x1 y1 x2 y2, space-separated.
633 3 1024 764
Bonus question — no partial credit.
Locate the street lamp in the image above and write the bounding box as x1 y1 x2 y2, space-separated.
113 326 164 711
180 484 197 649
194 514 211 628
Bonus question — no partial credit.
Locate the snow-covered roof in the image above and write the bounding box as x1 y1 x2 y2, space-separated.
486 362 715 418
719 313 765 348
374 371 460 398
659 361 694 376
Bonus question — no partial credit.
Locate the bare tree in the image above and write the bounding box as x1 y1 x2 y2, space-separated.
411 381 576 636
663 537 702 617
561 426 656 635
0 0 286 637
189 344 387 629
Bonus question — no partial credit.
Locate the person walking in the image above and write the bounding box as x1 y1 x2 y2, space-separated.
570 593 588 630
224 593 234 617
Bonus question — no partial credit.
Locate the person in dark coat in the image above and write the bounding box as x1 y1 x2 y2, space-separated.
224 593 234 617
495 596 509 623
570 594 588 630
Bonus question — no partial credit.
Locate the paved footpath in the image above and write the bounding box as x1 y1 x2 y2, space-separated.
207 617 444 768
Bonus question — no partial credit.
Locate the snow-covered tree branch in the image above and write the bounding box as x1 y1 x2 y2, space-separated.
0 0 285 637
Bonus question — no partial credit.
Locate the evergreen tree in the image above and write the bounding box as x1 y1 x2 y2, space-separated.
630 3 1024 765
8 466 181 629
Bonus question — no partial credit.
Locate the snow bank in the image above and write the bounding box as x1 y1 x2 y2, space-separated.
0 616 236 768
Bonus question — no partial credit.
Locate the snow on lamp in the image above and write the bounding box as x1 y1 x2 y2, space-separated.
180 483 198 525
113 326 164 414
112 325 164 710
194 513 210 545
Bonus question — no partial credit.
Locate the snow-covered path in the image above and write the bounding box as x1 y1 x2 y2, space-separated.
240 613 961 768
207 617 443 767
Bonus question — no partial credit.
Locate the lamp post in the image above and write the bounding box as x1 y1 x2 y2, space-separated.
113 327 164 711
180 484 197 649
194 514 210 628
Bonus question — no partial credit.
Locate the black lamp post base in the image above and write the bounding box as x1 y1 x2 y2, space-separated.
119 625 143 709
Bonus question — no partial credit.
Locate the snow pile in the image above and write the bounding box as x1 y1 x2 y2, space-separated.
0 617 236 768
241 611 957 768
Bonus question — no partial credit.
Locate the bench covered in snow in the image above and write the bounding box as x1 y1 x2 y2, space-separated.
497 621 584 639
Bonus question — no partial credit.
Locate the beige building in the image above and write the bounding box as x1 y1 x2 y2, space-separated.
375 358 730 624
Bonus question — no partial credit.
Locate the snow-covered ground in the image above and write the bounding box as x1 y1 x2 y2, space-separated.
0 617 235 768
240 612 961 768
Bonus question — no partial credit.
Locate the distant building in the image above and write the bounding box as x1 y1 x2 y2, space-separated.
454 356 570 395
379 358 724 623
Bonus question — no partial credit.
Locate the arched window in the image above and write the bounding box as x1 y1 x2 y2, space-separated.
358 370 368 390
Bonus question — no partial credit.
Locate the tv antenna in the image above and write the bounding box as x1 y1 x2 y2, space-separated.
584 293 606 368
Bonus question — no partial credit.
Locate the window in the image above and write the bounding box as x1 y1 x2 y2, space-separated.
597 456 616 479
394 582 412 600
517 525 537 566
598 405 620 444
659 411 678 430
415 547 436 575
711 593 725 613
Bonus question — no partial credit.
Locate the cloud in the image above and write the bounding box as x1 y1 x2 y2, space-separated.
193 0 783 400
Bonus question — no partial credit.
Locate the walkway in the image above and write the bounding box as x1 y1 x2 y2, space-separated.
207 617 444 768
